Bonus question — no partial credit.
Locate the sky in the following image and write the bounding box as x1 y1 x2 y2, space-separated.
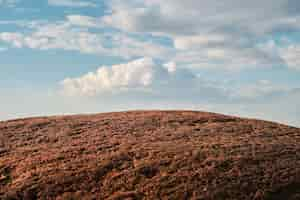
0 0 299 127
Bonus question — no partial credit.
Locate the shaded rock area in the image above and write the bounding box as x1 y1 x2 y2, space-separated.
0 111 299 199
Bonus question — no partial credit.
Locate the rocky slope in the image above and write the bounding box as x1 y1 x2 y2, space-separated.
0 111 300 199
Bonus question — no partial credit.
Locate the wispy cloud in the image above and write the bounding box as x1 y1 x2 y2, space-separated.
280 45 300 71
0 16 172 59
48 0 97 8
0 0 19 7
66 15 101 27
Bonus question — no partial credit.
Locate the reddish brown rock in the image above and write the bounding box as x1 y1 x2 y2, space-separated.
0 111 299 199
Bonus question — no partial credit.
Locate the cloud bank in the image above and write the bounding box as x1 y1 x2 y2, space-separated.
101 0 300 70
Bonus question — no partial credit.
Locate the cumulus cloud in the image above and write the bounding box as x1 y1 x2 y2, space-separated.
2 1 299 70
61 58 168 96
101 0 300 70
105 0 300 36
58 57 300 127
48 0 97 8
61 57 229 101
1 0 300 72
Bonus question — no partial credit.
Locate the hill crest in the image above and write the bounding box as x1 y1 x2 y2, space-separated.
1 111 300 199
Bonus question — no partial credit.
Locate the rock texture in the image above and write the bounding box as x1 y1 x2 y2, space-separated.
0 111 300 200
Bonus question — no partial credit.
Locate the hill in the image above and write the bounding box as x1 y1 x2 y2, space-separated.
0 111 300 199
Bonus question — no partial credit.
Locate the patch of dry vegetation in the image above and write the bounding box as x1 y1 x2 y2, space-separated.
0 111 299 199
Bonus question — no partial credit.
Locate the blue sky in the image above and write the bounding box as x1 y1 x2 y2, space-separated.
0 0 300 127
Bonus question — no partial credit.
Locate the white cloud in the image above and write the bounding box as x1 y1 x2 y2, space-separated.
0 29 107 53
258 40 300 70
0 32 24 48
163 61 177 73
48 0 97 7
61 58 167 96
59 69 300 128
60 57 232 104
172 46 281 71
174 35 227 50
280 45 300 70
1 1 299 71
0 17 172 59
105 0 299 36
66 15 100 27
0 0 19 7
101 0 300 70
108 33 173 59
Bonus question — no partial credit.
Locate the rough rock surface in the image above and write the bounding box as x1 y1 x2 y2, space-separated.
0 111 300 200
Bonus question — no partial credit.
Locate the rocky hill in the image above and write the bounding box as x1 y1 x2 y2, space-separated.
0 111 299 199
